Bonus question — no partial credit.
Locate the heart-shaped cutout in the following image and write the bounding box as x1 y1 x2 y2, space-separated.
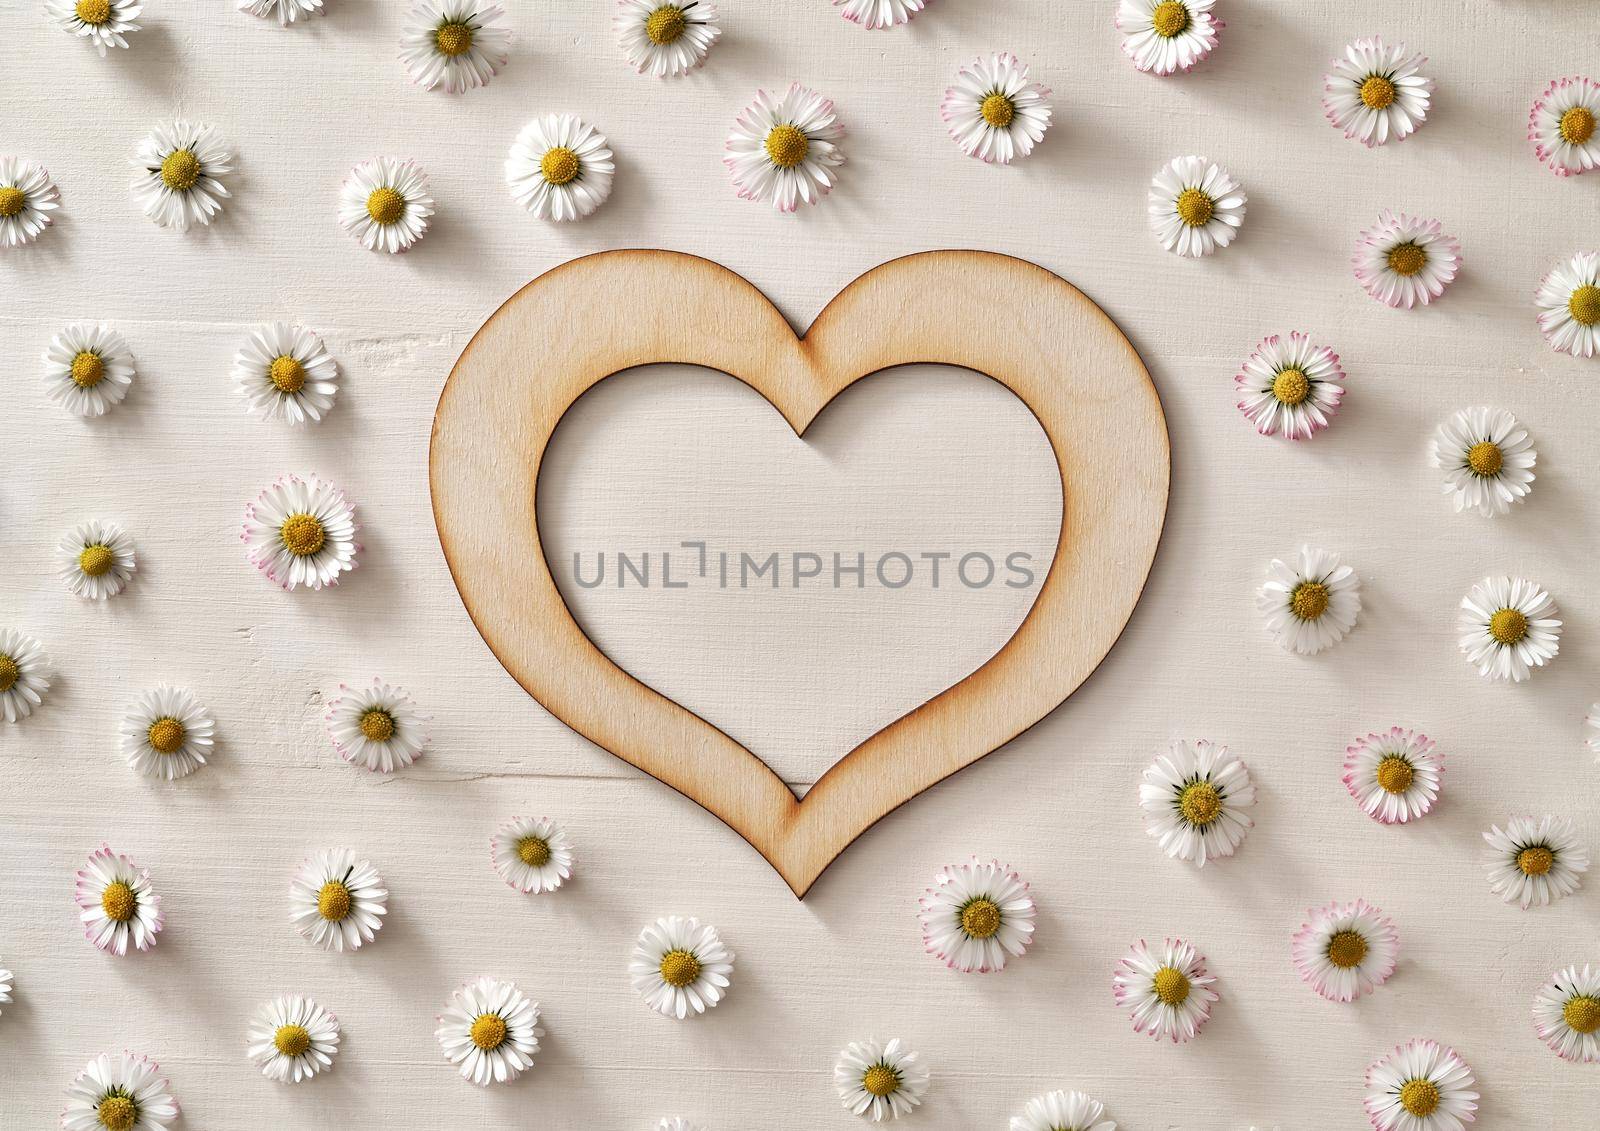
430 250 1168 896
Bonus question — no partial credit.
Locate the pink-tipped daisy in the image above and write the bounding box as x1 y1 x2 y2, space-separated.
1533 964 1600 1063
1529 77 1600 177
241 473 359 591
835 0 927 29
1353 211 1461 308
1535 252 1600 357
1364 1039 1477 1130
1235 332 1345 439
75 844 163 956
940 52 1052 164
918 858 1036 973
724 84 844 212
1112 937 1218 1043
1322 38 1432 147
1116 1 1220 76
1292 900 1399 1003
1344 729 1443 825
0 157 60 248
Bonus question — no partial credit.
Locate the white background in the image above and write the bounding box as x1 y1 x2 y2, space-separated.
3 1 1597 1127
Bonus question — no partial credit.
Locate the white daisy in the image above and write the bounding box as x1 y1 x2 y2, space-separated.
657 1121 706 1131
247 995 340 1083
615 1 719 77
1116 0 1220 76
288 849 387 951
61 1053 178 1131
1112 937 1218 1043
74 844 163 955
1322 38 1432 147
1353 211 1461 309
836 0 927 30
400 2 510 93
1535 251 1600 357
48 0 142 56
629 916 734 1019
1364 1039 1477 1131
833 1038 929 1122
1139 739 1255 866
0 960 12 1017
1533 964 1600 1063
1429 407 1536 516
1148 156 1246 257
0 629 52 723
58 519 137 600
131 120 233 231
918 858 1036 973
338 157 434 254
241 473 360 591
1483 815 1588 909
1529 76 1600 177
1343 728 1443 825
940 53 1053 165
43 322 136 417
239 0 325 24
1291 899 1399 1003
1457 577 1560 682
490 816 575 893
234 323 339 425
435 976 543 1086
0 157 60 248
1010 1089 1116 1131
121 686 214 781
1256 545 1361 655
325 679 427 773
1234 332 1345 440
506 115 615 223
725 83 844 212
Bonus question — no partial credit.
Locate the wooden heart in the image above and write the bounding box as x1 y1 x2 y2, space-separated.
430 250 1168 897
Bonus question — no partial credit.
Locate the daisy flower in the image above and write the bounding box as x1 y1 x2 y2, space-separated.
1148 156 1246 257
1457 577 1560 682
43 323 136 417
1291 899 1399 1003
836 0 927 30
0 157 60 248
0 629 52 723
1140 739 1256 866
338 157 434 254
1112 937 1218 1043
725 83 844 212
918 857 1036 973
629 916 734 1019
940 53 1053 165
288 848 387 951
58 519 136 600
1364 1039 1477 1130
1429 407 1536 516
75 844 162 955
1353 211 1461 308
1234 332 1345 439
1116 1 1221 76
615 1 719 77
325 679 427 773
0 960 11 1017
247 994 340 1083
1534 251 1600 357
48 0 141 56
1256 545 1360 655
1010 1089 1116 1131
506 115 615 222
241 473 360 591
239 0 325 24
400 2 510 93
1483 815 1589 909
121 686 215 781
1533 964 1600 1063
234 323 339 425
490 816 575 893
61 1053 178 1131
131 121 233 231
833 1038 929 1122
1343 728 1442 825
435 976 543 1085
1322 38 1432 147
1530 77 1600 176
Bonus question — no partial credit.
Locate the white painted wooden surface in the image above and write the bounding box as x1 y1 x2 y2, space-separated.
2 1 1596 1127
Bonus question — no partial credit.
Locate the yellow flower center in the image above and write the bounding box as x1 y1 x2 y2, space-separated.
434 21 474 57
160 149 201 193
1517 845 1555 876
1466 440 1503 476
1560 105 1597 146
359 708 396 743
1153 966 1190 1006
279 513 326 557
1376 755 1414 794
764 124 810 170
78 544 115 577
1568 284 1600 327
71 351 106 388
470 1013 508 1051
76 0 112 26
1175 187 1214 227
541 146 581 186
0 186 24 218
1151 0 1189 37
366 186 406 226
1489 608 1528 646
101 881 136 922
1399 1078 1441 1117
0 655 17 693
96 1095 137 1131
317 879 352 921
1271 367 1310 406
274 1023 312 1057
659 948 701 988
960 897 1002 939
1290 580 1330 622
646 4 687 44
863 1064 900 1098
1387 243 1426 277
1564 995 1600 1035
1326 929 1368 969
1178 780 1222 826
269 355 306 394
147 717 186 754
980 92 1016 128
1359 75 1397 111
517 835 552 867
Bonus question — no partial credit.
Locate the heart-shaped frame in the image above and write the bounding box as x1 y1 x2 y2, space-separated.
431 250 1168 896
